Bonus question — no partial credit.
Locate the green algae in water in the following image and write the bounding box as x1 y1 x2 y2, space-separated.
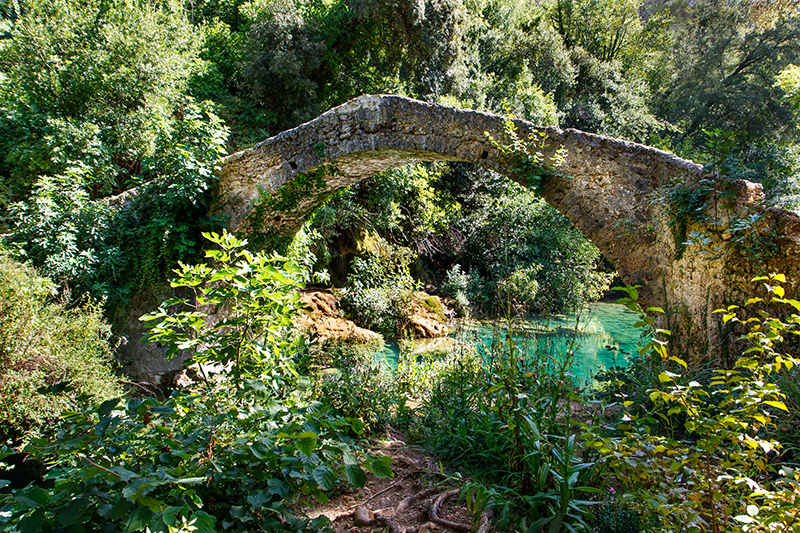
373 302 645 385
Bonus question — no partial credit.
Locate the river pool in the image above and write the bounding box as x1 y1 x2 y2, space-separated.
373 301 645 384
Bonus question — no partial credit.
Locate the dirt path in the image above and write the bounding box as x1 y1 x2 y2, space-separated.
300 427 492 533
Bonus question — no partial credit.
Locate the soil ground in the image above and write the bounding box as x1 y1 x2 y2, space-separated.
298 426 488 533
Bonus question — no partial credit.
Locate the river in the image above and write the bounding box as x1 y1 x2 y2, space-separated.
373 301 645 385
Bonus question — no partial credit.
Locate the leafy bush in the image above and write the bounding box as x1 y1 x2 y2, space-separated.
495 265 541 318
314 345 397 432
589 277 800 532
590 491 655 533
4 101 229 307
0 0 202 202
418 325 601 531
338 240 419 336
441 264 471 316
0 232 393 532
141 230 305 391
0 387 386 533
0 250 120 442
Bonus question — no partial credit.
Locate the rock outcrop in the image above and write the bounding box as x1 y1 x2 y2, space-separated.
403 293 449 339
296 289 383 346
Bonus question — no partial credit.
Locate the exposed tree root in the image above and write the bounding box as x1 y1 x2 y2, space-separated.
477 508 494 533
335 487 493 533
430 489 470 531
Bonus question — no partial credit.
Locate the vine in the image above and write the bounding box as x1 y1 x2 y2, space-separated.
248 163 341 250
485 117 567 193
659 130 779 263
262 165 333 213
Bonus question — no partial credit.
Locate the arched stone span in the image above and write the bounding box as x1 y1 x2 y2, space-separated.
216 94 800 360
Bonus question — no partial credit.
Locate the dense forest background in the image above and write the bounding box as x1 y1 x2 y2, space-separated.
2 1 800 532
0 0 798 320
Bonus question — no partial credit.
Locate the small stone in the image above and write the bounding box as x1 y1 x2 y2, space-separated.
353 506 374 527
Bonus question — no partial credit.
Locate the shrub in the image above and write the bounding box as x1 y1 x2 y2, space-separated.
314 345 397 432
4 100 230 308
590 491 656 533
418 324 600 531
0 0 202 203
495 265 541 318
0 232 393 533
441 264 471 316
338 241 419 336
588 277 800 532
141 230 305 391
0 249 120 442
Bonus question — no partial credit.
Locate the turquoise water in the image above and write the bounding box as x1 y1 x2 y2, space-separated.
373 301 645 385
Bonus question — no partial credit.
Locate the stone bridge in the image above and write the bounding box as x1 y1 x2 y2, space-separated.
215 94 800 362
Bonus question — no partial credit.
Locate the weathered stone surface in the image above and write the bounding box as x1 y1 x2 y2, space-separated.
403 293 450 339
296 289 383 346
215 94 800 361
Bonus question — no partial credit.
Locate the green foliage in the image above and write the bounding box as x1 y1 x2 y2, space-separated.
777 64 800 116
0 386 384 533
656 0 800 147
314 345 397 432
310 163 460 254
486 116 568 192
261 167 330 214
338 239 420 336
141 230 304 391
661 176 716 259
0 0 203 203
441 264 472 316
3 101 228 306
588 276 800 532
659 129 783 262
590 491 655 533
4 167 122 293
0 250 120 442
458 178 612 314
0 233 393 533
416 325 602 531
495 266 541 318
238 0 466 131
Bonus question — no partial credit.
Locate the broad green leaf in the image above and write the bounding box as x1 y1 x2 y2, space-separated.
15 486 50 508
123 507 153 533
192 511 216 533
312 466 337 491
162 506 185 528
247 491 271 510
18 508 45 533
58 498 89 526
268 478 289 497
297 438 316 457
137 496 166 513
345 464 367 488
764 400 789 412
365 457 394 479
122 478 153 501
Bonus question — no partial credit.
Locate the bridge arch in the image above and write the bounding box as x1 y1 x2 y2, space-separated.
215 94 800 360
